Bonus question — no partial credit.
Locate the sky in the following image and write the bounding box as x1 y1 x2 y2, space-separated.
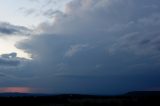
0 0 160 95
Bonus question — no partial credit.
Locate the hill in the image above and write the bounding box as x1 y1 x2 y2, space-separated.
0 91 159 106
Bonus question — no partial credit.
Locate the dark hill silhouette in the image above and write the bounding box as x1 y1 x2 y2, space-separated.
0 91 159 106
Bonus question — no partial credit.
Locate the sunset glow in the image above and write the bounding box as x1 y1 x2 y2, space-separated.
0 87 32 93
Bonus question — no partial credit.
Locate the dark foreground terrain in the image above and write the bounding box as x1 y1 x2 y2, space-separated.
0 91 160 106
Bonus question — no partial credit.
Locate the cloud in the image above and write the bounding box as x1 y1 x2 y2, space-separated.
0 53 21 66
29 0 39 2
20 0 70 19
23 8 36 16
7 0 160 94
43 9 63 18
0 73 6 77
1 53 17 59
0 58 20 66
0 22 31 36
65 44 88 57
108 13 160 55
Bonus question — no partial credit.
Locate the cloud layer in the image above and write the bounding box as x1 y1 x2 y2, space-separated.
0 53 28 67
0 22 31 36
1 0 160 94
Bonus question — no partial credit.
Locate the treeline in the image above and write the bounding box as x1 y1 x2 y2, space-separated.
0 94 160 106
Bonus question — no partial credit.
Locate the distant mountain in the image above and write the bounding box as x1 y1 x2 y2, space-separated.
125 91 160 96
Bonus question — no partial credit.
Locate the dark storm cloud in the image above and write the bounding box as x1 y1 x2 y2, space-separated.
0 58 20 66
0 53 20 66
0 22 31 36
4 0 160 94
1 53 17 58
0 73 6 77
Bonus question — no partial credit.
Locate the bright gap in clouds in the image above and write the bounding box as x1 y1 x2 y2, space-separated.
0 0 72 27
0 37 31 59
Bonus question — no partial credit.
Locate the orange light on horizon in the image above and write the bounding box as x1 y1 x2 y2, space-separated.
0 87 32 93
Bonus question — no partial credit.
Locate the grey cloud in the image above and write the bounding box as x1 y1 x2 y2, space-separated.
0 58 20 66
20 0 70 19
43 9 63 18
65 44 88 57
24 8 36 16
18 0 159 74
0 73 6 77
1 53 17 59
0 53 20 66
29 0 39 2
13 0 160 94
38 0 160 56
0 22 31 36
